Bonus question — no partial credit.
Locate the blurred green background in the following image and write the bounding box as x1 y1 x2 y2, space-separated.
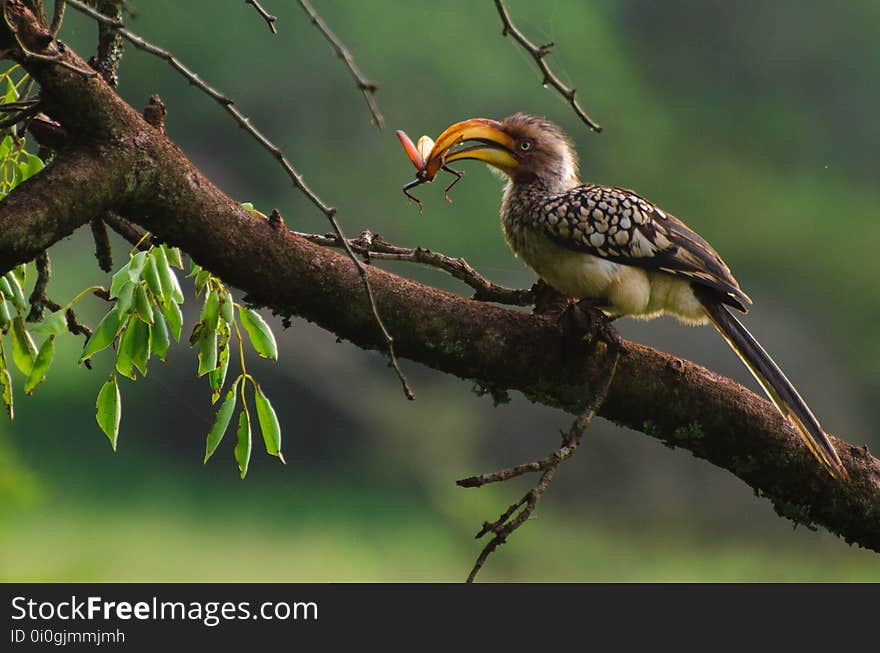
2 0 879 581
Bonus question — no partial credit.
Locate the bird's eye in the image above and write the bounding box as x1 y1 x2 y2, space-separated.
519 140 532 152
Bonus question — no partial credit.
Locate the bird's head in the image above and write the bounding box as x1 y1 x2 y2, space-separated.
426 113 579 191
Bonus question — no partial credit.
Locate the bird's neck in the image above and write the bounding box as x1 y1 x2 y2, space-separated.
501 174 580 223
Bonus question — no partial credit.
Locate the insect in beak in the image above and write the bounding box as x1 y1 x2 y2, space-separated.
396 129 465 212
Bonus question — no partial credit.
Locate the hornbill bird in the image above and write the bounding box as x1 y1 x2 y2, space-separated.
409 112 846 479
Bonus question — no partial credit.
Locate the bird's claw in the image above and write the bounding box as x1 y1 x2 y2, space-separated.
561 298 620 353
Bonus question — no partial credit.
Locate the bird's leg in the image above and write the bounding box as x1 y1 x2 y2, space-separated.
530 283 620 353
564 297 622 352
531 279 575 318
401 178 426 214
441 165 465 203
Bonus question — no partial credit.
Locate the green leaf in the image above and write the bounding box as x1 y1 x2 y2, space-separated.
24 335 54 395
115 317 138 380
143 253 164 298
115 281 136 316
0 293 11 330
4 273 27 312
130 318 151 377
189 320 203 346
28 308 67 337
109 261 132 299
96 374 121 450
254 382 284 462
219 289 234 324
238 307 278 361
0 367 13 419
241 202 266 218
154 246 184 304
80 307 122 363
160 297 183 342
187 260 202 279
150 309 170 361
19 154 44 182
163 245 184 269
196 324 217 377
109 251 148 299
204 377 239 463
0 135 11 160
25 153 44 179
10 317 37 375
129 250 148 279
209 322 230 403
201 289 220 331
234 408 252 479
0 278 13 303
3 76 17 103
194 269 210 296
134 284 154 324
11 264 25 287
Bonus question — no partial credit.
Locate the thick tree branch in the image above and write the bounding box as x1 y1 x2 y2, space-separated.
1 6 878 553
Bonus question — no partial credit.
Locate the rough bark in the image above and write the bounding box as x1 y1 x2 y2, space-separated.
1 2 878 551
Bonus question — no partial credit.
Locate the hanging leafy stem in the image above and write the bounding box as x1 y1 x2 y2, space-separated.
190 257 285 479
81 238 186 449
0 64 49 419
0 57 285 478
80 232 286 476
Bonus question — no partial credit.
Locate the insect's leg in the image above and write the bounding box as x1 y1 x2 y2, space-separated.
402 179 425 214
441 165 465 203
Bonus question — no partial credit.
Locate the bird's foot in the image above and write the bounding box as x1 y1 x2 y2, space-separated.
562 298 621 353
531 280 575 318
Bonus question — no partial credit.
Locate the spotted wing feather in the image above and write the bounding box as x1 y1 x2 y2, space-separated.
534 185 751 311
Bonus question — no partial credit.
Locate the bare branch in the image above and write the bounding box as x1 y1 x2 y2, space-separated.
296 229 536 306
66 0 413 400
296 0 384 129
245 0 277 34
25 249 50 322
103 212 153 250
49 0 64 35
463 340 620 581
493 0 602 133
89 216 112 272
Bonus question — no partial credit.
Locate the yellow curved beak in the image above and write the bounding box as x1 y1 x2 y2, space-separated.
424 118 518 177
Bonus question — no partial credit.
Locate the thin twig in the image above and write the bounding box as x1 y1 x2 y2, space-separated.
50 0 65 35
89 216 112 272
296 0 383 129
245 0 276 34
24 0 46 25
0 99 39 111
462 337 620 582
493 0 601 133
296 229 536 306
66 0 413 399
0 102 41 130
25 249 51 322
103 212 154 250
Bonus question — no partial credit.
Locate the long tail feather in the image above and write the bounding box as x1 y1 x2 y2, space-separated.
699 295 846 479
